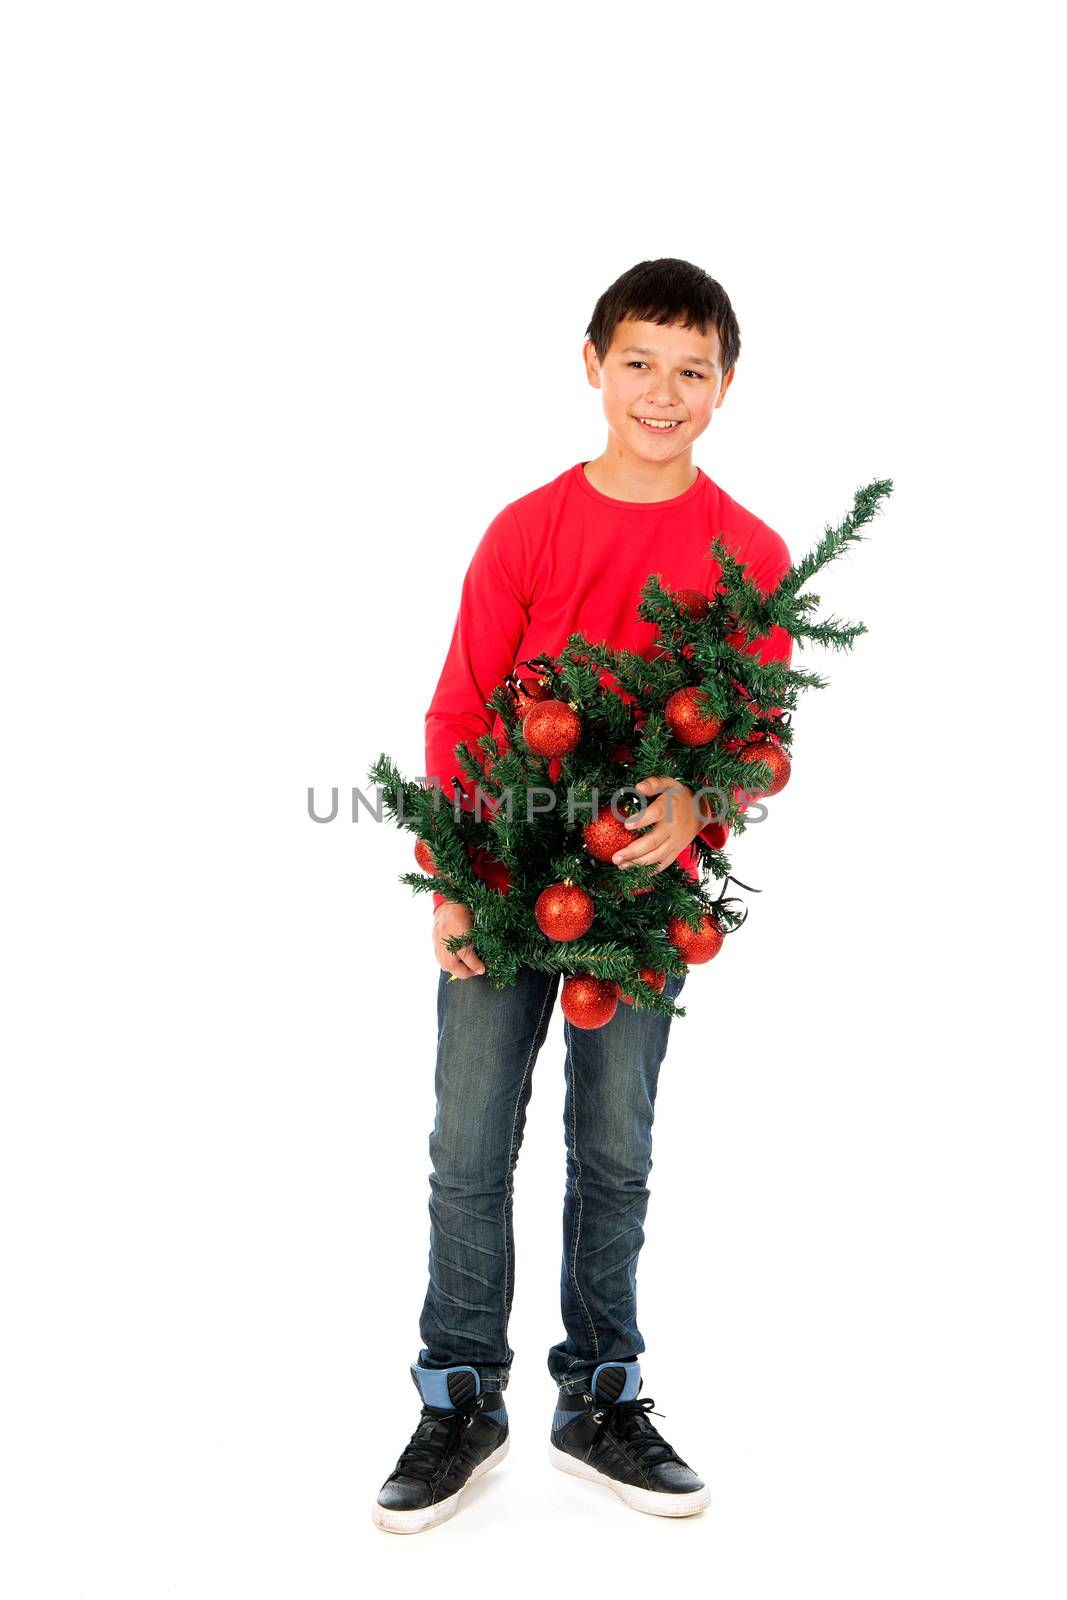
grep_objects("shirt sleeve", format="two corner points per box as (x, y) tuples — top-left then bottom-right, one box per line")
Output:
(425, 504), (531, 911)
(697, 522), (793, 849)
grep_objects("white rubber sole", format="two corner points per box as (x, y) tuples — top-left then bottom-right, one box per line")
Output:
(549, 1441), (711, 1517)
(372, 1437), (510, 1534)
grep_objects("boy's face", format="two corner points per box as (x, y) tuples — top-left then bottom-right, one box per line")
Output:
(583, 315), (734, 463)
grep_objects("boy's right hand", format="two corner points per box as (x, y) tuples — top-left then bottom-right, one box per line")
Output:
(432, 901), (486, 978)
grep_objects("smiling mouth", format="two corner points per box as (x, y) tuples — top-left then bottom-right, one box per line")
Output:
(633, 416), (682, 431)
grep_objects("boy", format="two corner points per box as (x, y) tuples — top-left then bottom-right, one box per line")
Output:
(372, 258), (793, 1532)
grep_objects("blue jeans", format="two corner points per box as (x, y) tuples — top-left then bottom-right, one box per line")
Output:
(414, 957), (687, 1397)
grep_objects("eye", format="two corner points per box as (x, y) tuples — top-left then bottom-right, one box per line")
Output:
(628, 360), (706, 379)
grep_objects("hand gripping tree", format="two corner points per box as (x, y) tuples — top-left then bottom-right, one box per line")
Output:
(367, 479), (891, 1029)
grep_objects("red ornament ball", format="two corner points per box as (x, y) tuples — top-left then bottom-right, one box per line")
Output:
(583, 809), (638, 862)
(664, 686), (723, 746)
(739, 739), (791, 797)
(511, 673), (553, 719)
(667, 912), (725, 964)
(524, 699), (582, 758)
(534, 881), (595, 942)
(560, 974), (619, 1030)
(700, 820), (730, 850)
(414, 838), (437, 875)
(673, 588), (710, 622)
(616, 968), (667, 1004)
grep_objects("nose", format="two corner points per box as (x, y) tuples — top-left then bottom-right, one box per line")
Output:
(643, 379), (680, 409)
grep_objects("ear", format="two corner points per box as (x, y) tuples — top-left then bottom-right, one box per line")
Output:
(715, 367), (736, 409)
(582, 338), (601, 390)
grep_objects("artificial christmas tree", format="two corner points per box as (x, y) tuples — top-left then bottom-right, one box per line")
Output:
(368, 479), (891, 1025)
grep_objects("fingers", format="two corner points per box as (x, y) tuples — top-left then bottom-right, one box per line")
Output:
(614, 813), (666, 865)
(434, 936), (485, 978)
(614, 838), (674, 876)
(624, 802), (662, 831)
(616, 783), (698, 870)
(615, 835), (661, 865)
(625, 786), (686, 832)
(431, 902), (485, 978)
(456, 943), (486, 977)
(618, 801), (662, 858)
(615, 801), (693, 871)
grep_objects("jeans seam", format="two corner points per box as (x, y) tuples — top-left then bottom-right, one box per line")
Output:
(502, 978), (555, 1352)
(563, 1017), (600, 1362)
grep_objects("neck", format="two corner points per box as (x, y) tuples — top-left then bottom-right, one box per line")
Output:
(582, 443), (697, 503)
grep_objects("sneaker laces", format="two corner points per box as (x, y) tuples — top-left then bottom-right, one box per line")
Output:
(391, 1397), (482, 1482)
(596, 1396), (682, 1467)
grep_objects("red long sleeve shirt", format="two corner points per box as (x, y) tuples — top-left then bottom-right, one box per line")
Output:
(424, 460), (793, 912)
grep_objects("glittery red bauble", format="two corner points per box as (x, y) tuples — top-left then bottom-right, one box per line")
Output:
(739, 739), (791, 797)
(560, 974), (619, 1030)
(511, 673), (553, 720)
(609, 743), (635, 767)
(534, 882), (595, 942)
(583, 809), (637, 862)
(700, 820), (730, 849)
(616, 968), (667, 1004)
(414, 838), (437, 874)
(673, 588), (710, 621)
(524, 699), (582, 757)
(667, 912), (724, 964)
(664, 686), (723, 746)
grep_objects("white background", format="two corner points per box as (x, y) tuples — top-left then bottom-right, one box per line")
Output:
(2, 2), (1064, 1595)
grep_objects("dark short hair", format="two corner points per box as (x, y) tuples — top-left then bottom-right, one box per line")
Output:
(585, 257), (741, 377)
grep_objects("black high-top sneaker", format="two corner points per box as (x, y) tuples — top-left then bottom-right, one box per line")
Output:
(549, 1358), (710, 1517)
(372, 1363), (509, 1534)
